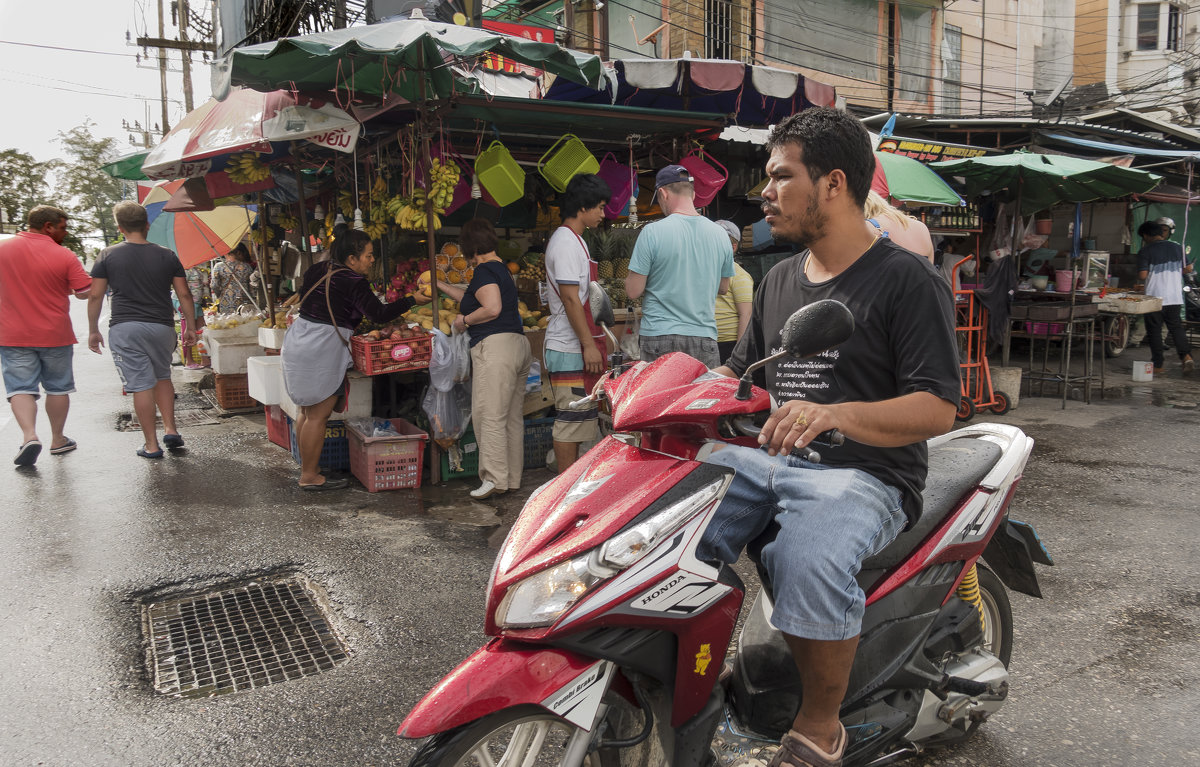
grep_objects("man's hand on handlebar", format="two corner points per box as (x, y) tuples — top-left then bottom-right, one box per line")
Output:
(759, 400), (841, 457)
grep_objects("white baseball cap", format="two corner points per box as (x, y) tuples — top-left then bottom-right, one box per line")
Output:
(715, 220), (741, 243)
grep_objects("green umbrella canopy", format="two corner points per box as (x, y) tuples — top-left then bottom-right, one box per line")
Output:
(930, 150), (1161, 215)
(216, 13), (604, 101)
(99, 150), (149, 181)
(873, 151), (964, 207)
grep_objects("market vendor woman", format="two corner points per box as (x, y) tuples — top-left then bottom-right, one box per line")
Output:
(437, 218), (532, 500)
(281, 225), (431, 490)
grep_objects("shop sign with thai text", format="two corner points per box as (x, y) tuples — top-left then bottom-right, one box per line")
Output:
(877, 137), (994, 162)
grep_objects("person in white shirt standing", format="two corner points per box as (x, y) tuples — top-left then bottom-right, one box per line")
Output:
(543, 174), (610, 472)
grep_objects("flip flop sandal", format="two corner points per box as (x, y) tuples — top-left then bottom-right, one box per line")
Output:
(14, 440), (42, 466)
(767, 725), (847, 767)
(137, 448), (165, 459)
(50, 439), (78, 455)
(300, 477), (349, 491)
(163, 433), (185, 449)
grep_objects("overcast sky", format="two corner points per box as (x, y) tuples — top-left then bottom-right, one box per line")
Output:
(0, 0), (212, 163)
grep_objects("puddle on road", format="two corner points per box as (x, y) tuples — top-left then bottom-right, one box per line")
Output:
(1103, 385), (1199, 408)
(369, 482), (506, 527)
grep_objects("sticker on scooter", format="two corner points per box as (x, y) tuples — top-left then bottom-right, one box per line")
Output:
(685, 398), (719, 410)
(541, 660), (614, 729)
(694, 643), (713, 675)
(632, 571), (728, 615)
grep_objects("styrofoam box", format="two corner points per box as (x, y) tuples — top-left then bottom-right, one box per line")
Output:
(208, 334), (260, 375)
(247, 356), (283, 405)
(273, 368), (370, 420)
(258, 326), (287, 349)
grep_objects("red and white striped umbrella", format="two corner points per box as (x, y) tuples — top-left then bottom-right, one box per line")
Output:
(141, 87), (360, 180)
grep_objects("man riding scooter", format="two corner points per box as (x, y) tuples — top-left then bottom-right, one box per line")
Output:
(698, 108), (962, 767)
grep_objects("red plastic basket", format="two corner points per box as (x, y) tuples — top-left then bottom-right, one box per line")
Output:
(214, 373), (258, 410)
(351, 332), (433, 376)
(348, 418), (429, 492)
(678, 150), (728, 207)
(596, 153), (633, 220)
(265, 404), (290, 449)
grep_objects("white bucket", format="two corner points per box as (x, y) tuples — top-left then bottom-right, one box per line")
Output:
(1132, 361), (1154, 382)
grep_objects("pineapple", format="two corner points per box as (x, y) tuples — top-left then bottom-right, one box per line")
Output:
(597, 260), (614, 279)
(615, 258), (630, 279)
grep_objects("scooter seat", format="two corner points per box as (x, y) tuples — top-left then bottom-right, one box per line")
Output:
(859, 437), (1002, 570)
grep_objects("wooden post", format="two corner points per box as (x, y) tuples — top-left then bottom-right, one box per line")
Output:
(256, 192), (276, 320)
(291, 142), (313, 274)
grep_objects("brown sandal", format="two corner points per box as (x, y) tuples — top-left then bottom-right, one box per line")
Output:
(767, 724), (847, 767)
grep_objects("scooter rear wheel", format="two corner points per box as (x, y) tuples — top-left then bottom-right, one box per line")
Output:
(977, 565), (1013, 667)
(408, 705), (616, 767)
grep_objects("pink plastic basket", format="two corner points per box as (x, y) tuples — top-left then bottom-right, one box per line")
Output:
(596, 153), (633, 220)
(678, 150), (728, 207)
(348, 418), (428, 492)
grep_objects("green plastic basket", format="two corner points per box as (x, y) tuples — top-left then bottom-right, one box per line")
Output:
(538, 134), (599, 193)
(475, 141), (525, 207)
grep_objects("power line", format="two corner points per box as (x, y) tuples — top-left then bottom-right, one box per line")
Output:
(0, 39), (136, 58)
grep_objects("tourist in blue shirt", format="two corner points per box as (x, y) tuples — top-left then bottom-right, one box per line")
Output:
(625, 165), (734, 368)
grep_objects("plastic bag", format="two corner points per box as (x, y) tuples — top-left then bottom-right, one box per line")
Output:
(619, 310), (640, 361)
(428, 328), (472, 392)
(422, 383), (472, 449)
(347, 418), (401, 438)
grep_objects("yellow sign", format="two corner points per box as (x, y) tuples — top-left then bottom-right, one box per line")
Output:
(694, 644), (712, 675)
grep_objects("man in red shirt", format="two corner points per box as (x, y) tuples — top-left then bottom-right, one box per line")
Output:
(0, 206), (92, 466)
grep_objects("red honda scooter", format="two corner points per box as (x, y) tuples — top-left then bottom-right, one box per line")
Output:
(399, 297), (1052, 767)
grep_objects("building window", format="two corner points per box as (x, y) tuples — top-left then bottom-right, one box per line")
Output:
(1167, 3), (1182, 51)
(705, 0), (734, 59)
(1137, 3), (1160, 50)
(943, 25), (962, 114)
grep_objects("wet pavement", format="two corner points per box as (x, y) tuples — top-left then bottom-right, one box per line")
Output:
(2, 305), (1198, 765)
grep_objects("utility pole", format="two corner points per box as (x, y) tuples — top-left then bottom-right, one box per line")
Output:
(179, 0), (194, 113)
(157, 0), (169, 134)
(137, 0), (216, 129)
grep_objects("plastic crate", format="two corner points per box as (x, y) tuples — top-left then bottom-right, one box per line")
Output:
(439, 426), (479, 480)
(348, 418), (428, 492)
(264, 404), (290, 449)
(523, 416), (554, 470)
(351, 332), (433, 376)
(288, 417), (350, 471)
(214, 373), (258, 410)
(181, 342), (210, 367)
(1025, 322), (1066, 335)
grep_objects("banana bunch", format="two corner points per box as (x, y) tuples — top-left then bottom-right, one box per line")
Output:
(324, 210), (336, 241)
(365, 220), (389, 240)
(371, 175), (387, 198)
(248, 226), (276, 245)
(394, 190), (442, 231)
(428, 158), (460, 213)
(226, 152), (270, 184)
(337, 190), (355, 218)
(276, 211), (299, 231)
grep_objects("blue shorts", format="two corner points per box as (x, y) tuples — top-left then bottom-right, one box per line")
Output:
(108, 322), (177, 393)
(697, 445), (906, 641)
(0, 346), (76, 399)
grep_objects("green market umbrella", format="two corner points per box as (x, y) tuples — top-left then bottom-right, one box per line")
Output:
(99, 150), (150, 181)
(873, 151), (964, 207)
(214, 11), (604, 101)
(930, 149), (1161, 216)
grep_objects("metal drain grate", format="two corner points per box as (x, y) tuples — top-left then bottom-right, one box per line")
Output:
(143, 575), (349, 698)
(118, 409), (219, 431)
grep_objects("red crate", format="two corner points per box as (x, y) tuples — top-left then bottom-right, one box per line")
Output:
(351, 333), (433, 376)
(263, 347), (280, 356)
(348, 418), (428, 492)
(214, 373), (258, 410)
(265, 404), (290, 449)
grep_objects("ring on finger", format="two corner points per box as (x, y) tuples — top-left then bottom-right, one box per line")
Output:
(794, 412), (808, 429)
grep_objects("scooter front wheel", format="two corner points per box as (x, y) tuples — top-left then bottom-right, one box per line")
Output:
(408, 705), (615, 767)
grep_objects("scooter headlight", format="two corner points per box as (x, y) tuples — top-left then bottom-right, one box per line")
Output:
(495, 552), (614, 629)
(494, 476), (727, 629)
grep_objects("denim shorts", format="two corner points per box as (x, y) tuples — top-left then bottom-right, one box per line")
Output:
(697, 445), (906, 641)
(0, 345), (76, 399)
(108, 322), (177, 393)
(639, 334), (720, 368)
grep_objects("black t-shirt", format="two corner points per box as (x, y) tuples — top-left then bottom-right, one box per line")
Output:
(92, 242), (186, 327)
(460, 260), (524, 347)
(297, 261), (414, 330)
(727, 238), (961, 524)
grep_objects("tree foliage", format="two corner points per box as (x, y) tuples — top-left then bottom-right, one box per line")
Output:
(0, 149), (55, 233)
(54, 121), (129, 251)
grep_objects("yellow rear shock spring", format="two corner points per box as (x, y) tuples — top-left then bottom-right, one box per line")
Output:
(957, 564), (986, 633)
